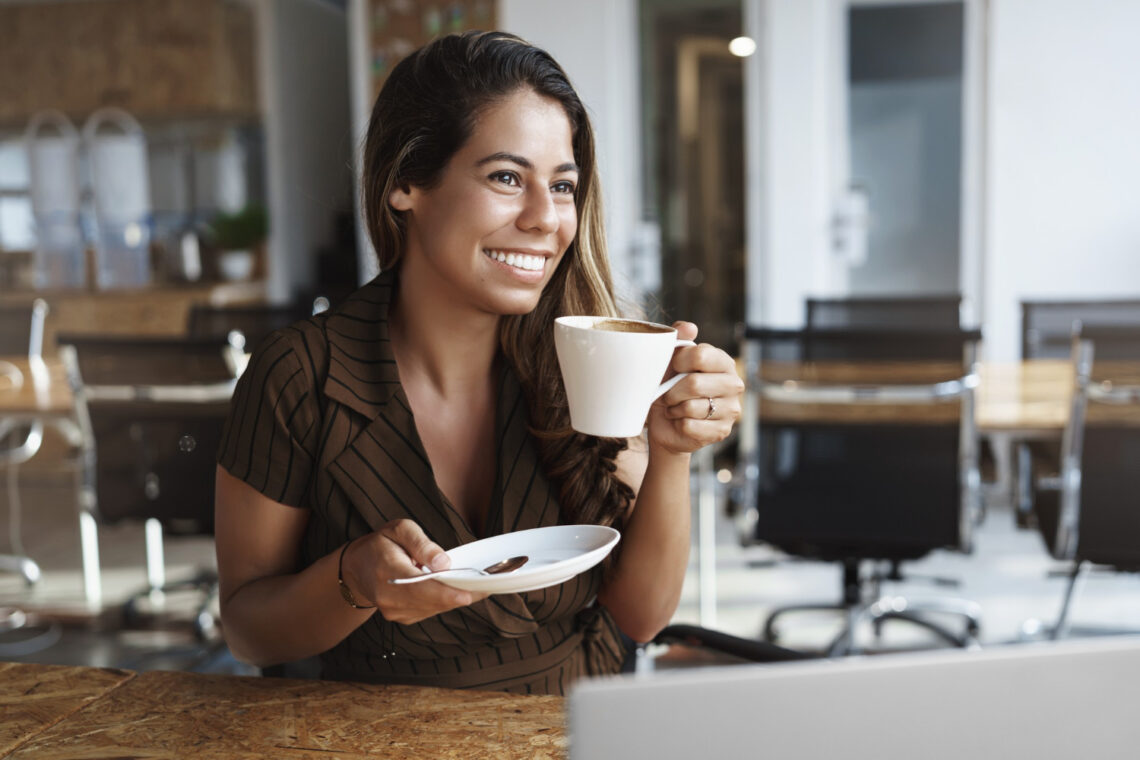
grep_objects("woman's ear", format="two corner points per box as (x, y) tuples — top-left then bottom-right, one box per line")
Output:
(389, 185), (414, 212)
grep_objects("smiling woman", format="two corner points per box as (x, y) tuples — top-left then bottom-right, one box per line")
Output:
(211, 31), (743, 696)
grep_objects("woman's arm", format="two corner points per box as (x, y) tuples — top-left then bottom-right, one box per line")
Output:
(597, 323), (743, 643)
(215, 465), (482, 667)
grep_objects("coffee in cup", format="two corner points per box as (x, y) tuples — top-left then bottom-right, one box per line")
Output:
(554, 316), (694, 437)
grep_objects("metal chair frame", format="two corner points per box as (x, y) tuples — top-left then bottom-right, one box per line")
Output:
(1035, 334), (1140, 639)
(0, 299), (49, 586)
(59, 336), (235, 634)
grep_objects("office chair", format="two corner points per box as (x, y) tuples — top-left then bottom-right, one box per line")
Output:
(0, 299), (49, 587)
(1028, 327), (1140, 639)
(732, 326), (984, 656)
(1020, 299), (1140, 359)
(1014, 300), (1140, 528)
(57, 333), (236, 640)
(805, 295), (963, 330)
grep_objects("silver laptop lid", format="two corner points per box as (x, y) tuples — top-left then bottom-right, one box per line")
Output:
(569, 637), (1140, 760)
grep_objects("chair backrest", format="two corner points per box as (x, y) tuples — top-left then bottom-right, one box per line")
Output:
(186, 303), (311, 353)
(1020, 299), (1140, 359)
(740, 327), (981, 562)
(1051, 326), (1140, 569)
(805, 295), (962, 330)
(0, 299), (48, 357)
(58, 334), (236, 533)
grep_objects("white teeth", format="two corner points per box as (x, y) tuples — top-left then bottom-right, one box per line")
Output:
(486, 250), (544, 272)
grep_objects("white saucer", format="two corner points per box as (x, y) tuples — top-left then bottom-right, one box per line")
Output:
(425, 525), (620, 594)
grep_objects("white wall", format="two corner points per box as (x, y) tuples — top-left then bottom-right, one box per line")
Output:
(257, 0), (351, 302)
(984, 0), (1140, 358)
(498, 0), (643, 302)
(746, 0), (834, 327)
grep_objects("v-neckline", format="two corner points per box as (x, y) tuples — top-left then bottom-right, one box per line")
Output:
(401, 363), (512, 543)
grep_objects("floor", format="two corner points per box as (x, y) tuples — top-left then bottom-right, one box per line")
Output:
(3, 439), (1140, 676)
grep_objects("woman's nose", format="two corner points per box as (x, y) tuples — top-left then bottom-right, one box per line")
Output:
(517, 188), (559, 234)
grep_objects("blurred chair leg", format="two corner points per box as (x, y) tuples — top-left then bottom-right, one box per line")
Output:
(78, 510), (103, 610)
(1050, 561), (1085, 640)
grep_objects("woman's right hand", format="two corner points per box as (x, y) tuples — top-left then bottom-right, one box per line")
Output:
(339, 518), (486, 624)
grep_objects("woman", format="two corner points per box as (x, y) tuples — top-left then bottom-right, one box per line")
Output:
(214, 31), (742, 695)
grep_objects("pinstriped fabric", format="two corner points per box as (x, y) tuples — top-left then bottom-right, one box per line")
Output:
(218, 271), (627, 695)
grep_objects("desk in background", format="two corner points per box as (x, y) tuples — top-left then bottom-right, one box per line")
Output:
(0, 661), (566, 759)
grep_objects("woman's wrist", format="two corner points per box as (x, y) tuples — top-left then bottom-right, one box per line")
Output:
(646, 438), (694, 465)
(337, 536), (376, 610)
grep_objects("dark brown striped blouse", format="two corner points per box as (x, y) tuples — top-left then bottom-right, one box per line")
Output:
(217, 271), (627, 694)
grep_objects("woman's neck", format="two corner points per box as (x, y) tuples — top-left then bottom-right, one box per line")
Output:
(388, 270), (501, 398)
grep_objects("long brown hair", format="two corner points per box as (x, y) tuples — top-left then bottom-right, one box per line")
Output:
(360, 31), (633, 527)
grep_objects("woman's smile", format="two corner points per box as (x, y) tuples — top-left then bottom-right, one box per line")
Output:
(482, 248), (552, 279)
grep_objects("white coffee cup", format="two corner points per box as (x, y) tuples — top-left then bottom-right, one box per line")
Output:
(554, 316), (695, 437)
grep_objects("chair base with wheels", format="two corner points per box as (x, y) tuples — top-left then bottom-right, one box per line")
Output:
(762, 558), (981, 657)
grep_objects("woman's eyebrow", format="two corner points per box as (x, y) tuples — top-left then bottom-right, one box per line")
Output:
(477, 152), (579, 174)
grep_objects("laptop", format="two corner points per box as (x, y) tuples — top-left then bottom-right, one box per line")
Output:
(568, 636), (1140, 759)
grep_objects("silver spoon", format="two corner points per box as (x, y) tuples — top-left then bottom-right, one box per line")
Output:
(389, 555), (529, 584)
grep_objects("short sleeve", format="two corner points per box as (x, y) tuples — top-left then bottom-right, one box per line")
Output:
(217, 328), (321, 507)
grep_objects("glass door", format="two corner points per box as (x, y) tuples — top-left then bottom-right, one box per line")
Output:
(827, 0), (984, 320)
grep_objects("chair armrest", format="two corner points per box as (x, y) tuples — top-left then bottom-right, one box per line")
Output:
(756, 375), (976, 405)
(82, 381), (237, 404)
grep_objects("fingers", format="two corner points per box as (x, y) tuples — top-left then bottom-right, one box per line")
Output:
(673, 320), (699, 343)
(346, 520), (486, 625)
(659, 355), (745, 417)
(382, 518), (450, 571)
(670, 341), (737, 376)
(648, 337), (744, 454)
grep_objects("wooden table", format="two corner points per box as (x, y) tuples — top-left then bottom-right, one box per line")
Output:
(976, 359), (1073, 436)
(0, 356), (73, 424)
(0, 662), (132, 757)
(0, 662), (566, 759)
(0, 282), (267, 351)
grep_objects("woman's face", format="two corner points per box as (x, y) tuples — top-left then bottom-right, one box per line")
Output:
(389, 88), (579, 316)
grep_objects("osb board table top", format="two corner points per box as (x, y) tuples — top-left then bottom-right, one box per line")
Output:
(1, 666), (567, 759)
(0, 662), (134, 757)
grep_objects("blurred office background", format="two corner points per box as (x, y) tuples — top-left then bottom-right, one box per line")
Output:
(2, 0), (1140, 669)
(2, 0), (1138, 352)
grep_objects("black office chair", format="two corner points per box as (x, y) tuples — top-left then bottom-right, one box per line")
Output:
(731, 326), (984, 657)
(806, 295), (963, 330)
(1028, 326), (1140, 639)
(1014, 300), (1140, 528)
(57, 333), (237, 640)
(1020, 299), (1140, 359)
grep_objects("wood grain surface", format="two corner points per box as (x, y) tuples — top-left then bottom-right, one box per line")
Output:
(0, 662), (134, 757)
(5, 669), (567, 760)
(0, 282), (266, 351)
(0, 357), (72, 418)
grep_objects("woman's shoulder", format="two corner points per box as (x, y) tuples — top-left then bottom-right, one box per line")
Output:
(242, 314), (332, 391)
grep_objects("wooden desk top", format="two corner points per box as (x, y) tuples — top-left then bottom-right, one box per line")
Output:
(0, 357), (72, 420)
(0, 662), (133, 757)
(976, 359), (1073, 435)
(1, 665), (567, 759)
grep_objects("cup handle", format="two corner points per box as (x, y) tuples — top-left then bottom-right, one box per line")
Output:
(652, 339), (697, 401)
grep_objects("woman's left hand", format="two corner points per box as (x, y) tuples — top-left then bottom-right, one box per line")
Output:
(646, 322), (744, 456)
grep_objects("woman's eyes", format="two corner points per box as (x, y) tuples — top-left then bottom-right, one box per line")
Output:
(490, 171), (521, 187)
(488, 171), (576, 195)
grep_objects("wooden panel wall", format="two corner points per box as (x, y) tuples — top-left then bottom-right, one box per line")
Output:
(368, 0), (496, 100)
(0, 0), (257, 127)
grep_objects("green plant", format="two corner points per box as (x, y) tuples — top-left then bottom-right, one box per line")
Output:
(210, 204), (268, 250)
